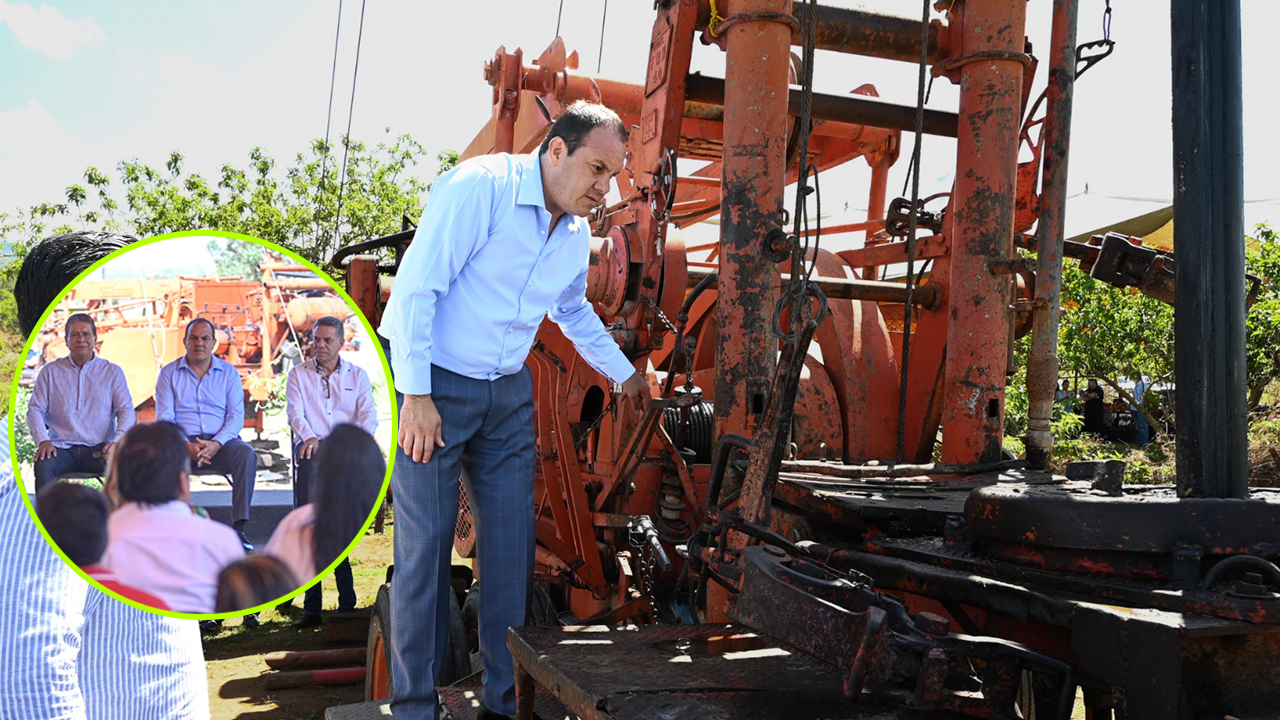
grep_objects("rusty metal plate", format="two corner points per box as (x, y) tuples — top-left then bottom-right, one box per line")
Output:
(966, 483), (1280, 555)
(439, 671), (570, 720)
(645, 24), (671, 98)
(508, 623), (948, 720)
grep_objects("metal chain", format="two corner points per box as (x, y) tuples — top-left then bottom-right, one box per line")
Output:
(629, 527), (661, 618)
(644, 295), (679, 336)
(573, 393), (618, 452)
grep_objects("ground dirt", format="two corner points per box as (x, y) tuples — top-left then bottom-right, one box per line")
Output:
(203, 519), (395, 720)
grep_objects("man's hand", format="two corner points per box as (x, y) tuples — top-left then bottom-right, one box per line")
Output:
(399, 394), (445, 463)
(102, 442), (115, 458)
(298, 437), (320, 459)
(34, 441), (57, 461)
(196, 439), (223, 465)
(186, 441), (209, 467)
(620, 372), (653, 413)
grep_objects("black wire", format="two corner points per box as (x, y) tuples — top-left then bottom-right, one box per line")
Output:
(894, 0), (932, 464)
(597, 0), (608, 74)
(315, 0), (344, 243)
(331, 0), (367, 254)
(555, 0), (565, 38)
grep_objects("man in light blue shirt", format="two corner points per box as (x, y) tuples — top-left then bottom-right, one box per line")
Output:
(155, 316), (258, 551)
(2, 230), (209, 720)
(27, 312), (135, 490)
(380, 101), (650, 720)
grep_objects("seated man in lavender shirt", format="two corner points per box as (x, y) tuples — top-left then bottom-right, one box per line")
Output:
(26, 312), (135, 491)
(155, 316), (258, 552)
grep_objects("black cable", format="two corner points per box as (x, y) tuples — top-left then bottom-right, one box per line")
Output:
(555, 0), (565, 38)
(597, 0), (608, 74)
(894, 0), (932, 464)
(331, 0), (367, 254)
(314, 0), (344, 243)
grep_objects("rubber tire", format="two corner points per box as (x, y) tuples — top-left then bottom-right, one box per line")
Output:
(365, 583), (394, 701)
(438, 588), (471, 686)
(364, 581), (472, 698)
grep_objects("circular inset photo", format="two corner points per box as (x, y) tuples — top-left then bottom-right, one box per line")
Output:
(8, 230), (394, 619)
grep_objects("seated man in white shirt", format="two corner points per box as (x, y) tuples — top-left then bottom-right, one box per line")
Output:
(284, 316), (378, 627)
(27, 312), (135, 490)
(103, 421), (245, 613)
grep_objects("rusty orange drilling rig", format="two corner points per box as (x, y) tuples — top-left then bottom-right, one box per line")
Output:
(336, 1), (1277, 718)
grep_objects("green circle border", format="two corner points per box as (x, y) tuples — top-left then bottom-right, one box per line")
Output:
(7, 229), (398, 621)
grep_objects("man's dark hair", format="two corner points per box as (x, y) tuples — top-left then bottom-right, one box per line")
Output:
(216, 555), (299, 613)
(65, 313), (98, 339)
(37, 482), (111, 566)
(312, 424), (385, 573)
(313, 316), (344, 338)
(184, 317), (215, 340)
(115, 422), (191, 506)
(15, 231), (136, 336)
(538, 101), (628, 157)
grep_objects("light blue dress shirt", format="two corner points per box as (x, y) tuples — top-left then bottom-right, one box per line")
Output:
(27, 353), (135, 447)
(378, 152), (635, 395)
(0, 431), (209, 720)
(154, 354), (245, 445)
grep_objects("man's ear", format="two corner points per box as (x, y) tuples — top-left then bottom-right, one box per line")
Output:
(546, 136), (566, 167)
(178, 471), (191, 503)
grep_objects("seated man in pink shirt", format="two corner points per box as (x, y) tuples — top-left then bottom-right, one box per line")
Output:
(103, 422), (244, 613)
(36, 481), (169, 610)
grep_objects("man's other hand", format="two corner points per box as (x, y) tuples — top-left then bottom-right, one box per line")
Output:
(400, 394), (446, 463)
(621, 372), (653, 413)
(197, 439), (223, 464)
(34, 441), (57, 461)
(299, 437), (320, 459)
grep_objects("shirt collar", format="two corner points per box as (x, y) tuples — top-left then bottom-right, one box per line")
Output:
(516, 152), (548, 209)
(517, 153), (585, 237)
(64, 352), (99, 369)
(310, 357), (345, 375)
(177, 355), (223, 374)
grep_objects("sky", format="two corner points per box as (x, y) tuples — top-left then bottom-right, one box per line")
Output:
(2, 0), (1278, 243)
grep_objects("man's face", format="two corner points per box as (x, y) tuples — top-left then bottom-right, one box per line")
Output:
(544, 127), (627, 219)
(312, 325), (341, 367)
(65, 321), (96, 361)
(184, 322), (215, 363)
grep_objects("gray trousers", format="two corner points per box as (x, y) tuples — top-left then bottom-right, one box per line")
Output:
(389, 363), (536, 719)
(191, 434), (257, 523)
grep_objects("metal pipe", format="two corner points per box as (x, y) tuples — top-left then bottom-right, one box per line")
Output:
(695, 1), (946, 64)
(1024, 0), (1080, 470)
(714, 0), (789, 448)
(684, 75), (958, 138)
(1172, 0), (1248, 498)
(686, 267), (937, 307)
(940, 0), (1027, 465)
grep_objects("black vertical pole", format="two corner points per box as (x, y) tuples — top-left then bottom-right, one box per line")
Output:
(1171, 0), (1247, 498)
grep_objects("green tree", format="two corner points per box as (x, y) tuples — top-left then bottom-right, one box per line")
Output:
(0, 129), (437, 267)
(1058, 259), (1174, 428)
(1245, 223), (1280, 408)
(209, 237), (265, 278)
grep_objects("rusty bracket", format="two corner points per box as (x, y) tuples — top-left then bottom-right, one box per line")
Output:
(726, 545), (1077, 720)
(1061, 232), (1263, 309)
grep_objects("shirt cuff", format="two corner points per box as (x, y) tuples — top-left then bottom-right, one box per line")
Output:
(392, 356), (433, 395)
(213, 431), (239, 447)
(600, 351), (637, 385)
